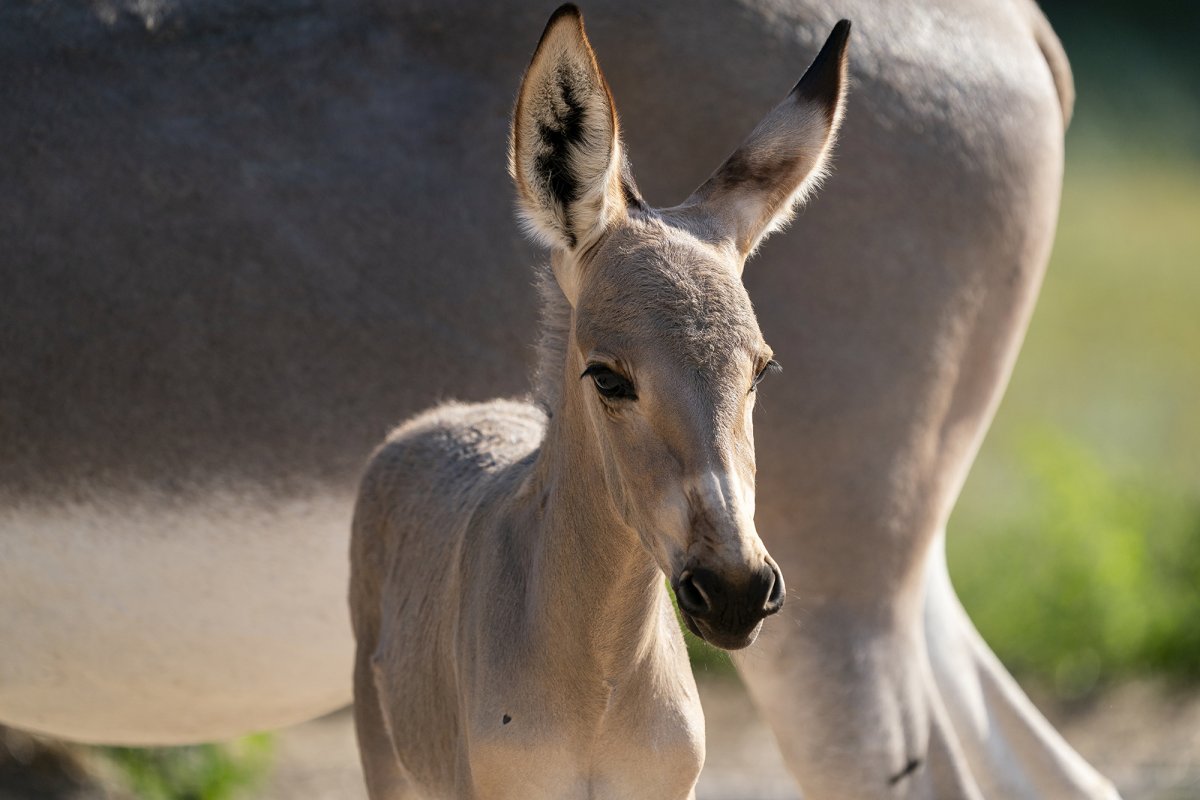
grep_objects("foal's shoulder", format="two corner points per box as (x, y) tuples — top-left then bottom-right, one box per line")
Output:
(354, 400), (545, 550)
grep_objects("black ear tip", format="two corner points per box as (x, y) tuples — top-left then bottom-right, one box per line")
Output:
(549, 3), (583, 24)
(791, 17), (852, 101)
(828, 19), (852, 55)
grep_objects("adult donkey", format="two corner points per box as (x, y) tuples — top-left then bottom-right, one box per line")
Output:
(0, 0), (1115, 797)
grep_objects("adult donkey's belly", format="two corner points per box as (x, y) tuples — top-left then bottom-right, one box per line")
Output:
(0, 0), (1063, 743)
(1, 0), (537, 744)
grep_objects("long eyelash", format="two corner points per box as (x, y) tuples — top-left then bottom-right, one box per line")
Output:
(751, 358), (781, 392)
(580, 363), (609, 380)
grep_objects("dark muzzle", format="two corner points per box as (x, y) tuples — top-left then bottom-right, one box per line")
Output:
(674, 560), (784, 650)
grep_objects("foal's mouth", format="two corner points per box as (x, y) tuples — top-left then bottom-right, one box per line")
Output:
(675, 601), (767, 651)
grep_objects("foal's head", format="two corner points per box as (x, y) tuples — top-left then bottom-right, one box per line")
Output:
(511, 5), (849, 650)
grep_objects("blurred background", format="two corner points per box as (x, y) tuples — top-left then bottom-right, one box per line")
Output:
(3, 2), (1197, 799)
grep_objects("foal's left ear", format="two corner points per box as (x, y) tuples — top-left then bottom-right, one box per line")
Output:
(510, 5), (628, 281)
(686, 20), (852, 263)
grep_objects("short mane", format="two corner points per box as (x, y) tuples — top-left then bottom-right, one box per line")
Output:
(532, 264), (572, 415)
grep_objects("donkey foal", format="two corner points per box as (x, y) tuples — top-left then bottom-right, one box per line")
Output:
(350, 5), (850, 798)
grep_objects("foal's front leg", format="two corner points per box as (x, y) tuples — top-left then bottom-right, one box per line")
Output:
(354, 645), (419, 800)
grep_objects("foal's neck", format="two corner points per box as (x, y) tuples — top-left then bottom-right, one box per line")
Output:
(524, 331), (667, 681)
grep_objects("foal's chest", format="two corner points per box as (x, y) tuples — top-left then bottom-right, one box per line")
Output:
(464, 676), (705, 800)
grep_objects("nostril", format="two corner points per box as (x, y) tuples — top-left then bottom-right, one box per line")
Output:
(675, 570), (712, 617)
(762, 563), (785, 615)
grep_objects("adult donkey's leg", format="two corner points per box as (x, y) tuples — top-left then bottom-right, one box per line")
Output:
(736, 584), (986, 799)
(737, 534), (1118, 799)
(924, 536), (1122, 799)
(731, 5), (1118, 795)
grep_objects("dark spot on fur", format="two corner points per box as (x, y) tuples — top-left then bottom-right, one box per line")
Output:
(502, 714), (512, 725)
(888, 758), (921, 785)
(535, 68), (588, 247)
(791, 19), (850, 122)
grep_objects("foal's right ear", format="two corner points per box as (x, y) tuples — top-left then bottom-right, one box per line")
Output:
(510, 5), (628, 277)
(685, 20), (851, 262)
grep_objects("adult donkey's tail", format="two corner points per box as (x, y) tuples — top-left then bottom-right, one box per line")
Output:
(1026, 0), (1076, 128)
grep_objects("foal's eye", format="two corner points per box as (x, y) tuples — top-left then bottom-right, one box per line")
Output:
(752, 359), (782, 391)
(581, 364), (637, 401)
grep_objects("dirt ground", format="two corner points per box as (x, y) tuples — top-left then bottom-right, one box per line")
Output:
(3, 677), (1198, 799)
(257, 677), (1200, 800)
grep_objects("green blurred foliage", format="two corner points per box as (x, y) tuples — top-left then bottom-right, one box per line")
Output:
(949, 154), (1200, 692)
(950, 430), (1200, 696)
(99, 735), (273, 800)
